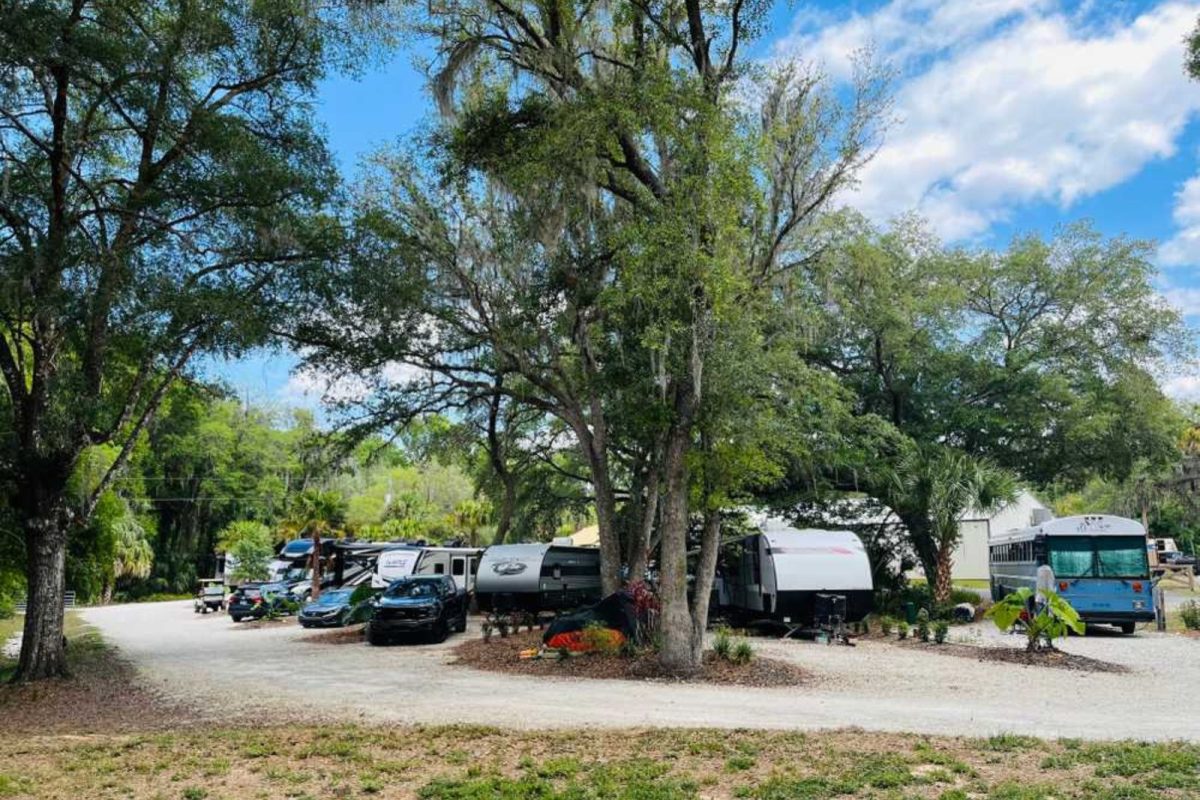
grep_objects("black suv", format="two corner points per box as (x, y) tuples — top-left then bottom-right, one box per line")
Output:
(366, 575), (467, 645)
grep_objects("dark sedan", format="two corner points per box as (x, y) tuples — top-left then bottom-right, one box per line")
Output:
(366, 575), (467, 645)
(228, 582), (291, 622)
(299, 588), (365, 628)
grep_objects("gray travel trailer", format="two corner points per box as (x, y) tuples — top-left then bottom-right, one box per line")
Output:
(475, 543), (602, 613)
(719, 517), (874, 626)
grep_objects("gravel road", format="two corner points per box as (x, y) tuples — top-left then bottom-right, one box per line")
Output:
(82, 601), (1200, 741)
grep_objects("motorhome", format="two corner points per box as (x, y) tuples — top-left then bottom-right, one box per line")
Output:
(474, 543), (603, 613)
(718, 517), (874, 626)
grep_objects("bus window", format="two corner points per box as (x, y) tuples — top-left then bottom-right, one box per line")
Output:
(1096, 536), (1149, 578)
(1048, 536), (1094, 577)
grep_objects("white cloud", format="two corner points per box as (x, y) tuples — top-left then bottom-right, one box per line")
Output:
(1160, 174), (1200, 266)
(776, 1), (1200, 240)
(1164, 285), (1200, 317)
(1163, 373), (1200, 400)
(283, 361), (426, 405)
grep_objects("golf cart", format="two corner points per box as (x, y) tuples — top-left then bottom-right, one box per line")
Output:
(194, 579), (227, 614)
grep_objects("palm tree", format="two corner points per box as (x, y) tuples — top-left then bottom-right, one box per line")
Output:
(106, 518), (153, 604)
(451, 499), (491, 547)
(284, 489), (347, 600)
(886, 444), (1018, 605)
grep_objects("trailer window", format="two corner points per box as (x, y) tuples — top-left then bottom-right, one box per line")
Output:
(452, 558), (465, 576)
(433, 563), (445, 574)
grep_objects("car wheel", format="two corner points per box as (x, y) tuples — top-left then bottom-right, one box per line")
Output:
(231, 615), (243, 623)
(366, 625), (388, 646)
(432, 619), (450, 644)
(1120, 622), (1136, 635)
(455, 609), (467, 633)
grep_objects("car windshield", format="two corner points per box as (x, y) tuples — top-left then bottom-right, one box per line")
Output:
(317, 591), (352, 604)
(202, 587), (224, 596)
(1048, 536), (1148, 579)
(385, 580), (439, 599)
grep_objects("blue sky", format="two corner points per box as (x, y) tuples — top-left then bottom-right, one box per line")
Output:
(207, 0), (1200, 410)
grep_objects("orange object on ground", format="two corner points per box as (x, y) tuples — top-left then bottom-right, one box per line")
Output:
(545, 628), (626, 652)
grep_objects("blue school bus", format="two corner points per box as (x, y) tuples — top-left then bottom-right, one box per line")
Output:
(989, 515), (1154, 634)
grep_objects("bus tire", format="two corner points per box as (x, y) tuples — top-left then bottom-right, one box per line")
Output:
(1120, 622), (1136, 635)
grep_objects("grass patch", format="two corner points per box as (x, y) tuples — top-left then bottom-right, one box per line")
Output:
(0, 724), (1197, 799)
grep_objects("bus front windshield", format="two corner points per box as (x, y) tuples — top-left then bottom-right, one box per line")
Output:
(1047, 536), (1148, 579)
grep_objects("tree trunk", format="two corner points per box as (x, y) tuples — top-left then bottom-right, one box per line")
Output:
(592, 466), (621, 594)
(932, 543), (954, 606)
(492, 475), (516, 545)
(15, 521), (69, 681)
(688, 508), (722, 663)
(627, 464), (659, 584)
(657, 417), (697, 675)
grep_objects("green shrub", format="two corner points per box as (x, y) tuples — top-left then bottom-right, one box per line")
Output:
(1179, 600), (1200, 631)
(0, 597), (14, 620)
(879, 616), (894, 636)
(896, 621), (909, 640)
(986, 588), (1084, 652)
(916, 608), (930, 642)
(933, 620), (949, 644)
(713, 628), (733, 660)
(580, 622), (622, 656)
(731, 640), (754, 665)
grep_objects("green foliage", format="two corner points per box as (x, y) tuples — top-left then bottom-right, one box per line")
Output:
(217, 521), (275, 555)
(229, 537), (272, 584)
(730, 641), (754, 665)
(916, 608), (931, 642)
(713, 628), (733, 660)
(879, 616), (894, 636)
(579, 622), (622, 657)
(1178, 600), (1200, 631)
(896, 621), (909, 640)
(986, 588), (1085, 652)
(933, 620), (949, 644)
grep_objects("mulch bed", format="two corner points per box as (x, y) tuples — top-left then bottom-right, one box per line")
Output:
(884, 636), (1128, 674)
(451, 630), (810, 687)
(231, 615), (298, 630)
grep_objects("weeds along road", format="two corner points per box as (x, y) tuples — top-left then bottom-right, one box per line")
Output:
(83, 600), (1200, 741)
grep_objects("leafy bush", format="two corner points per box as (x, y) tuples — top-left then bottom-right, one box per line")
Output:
(731, 640), (754, 665)
(986, 588), (1084, 652)
(0, 596), (14, 620)
(916, 608), (931, 642)
(580, 622), (623, 656)
(879, 616), (894, 636)
(1179, 600), (1200, 631)
(933, 620), (949, 644)
(713, 627), (733, 660)
(896, 621), (909, 640)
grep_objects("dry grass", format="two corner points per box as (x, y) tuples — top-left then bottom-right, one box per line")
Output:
(2, 725), (1198, 799)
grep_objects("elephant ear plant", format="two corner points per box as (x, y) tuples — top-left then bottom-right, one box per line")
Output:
(986, 588), (1085, 652)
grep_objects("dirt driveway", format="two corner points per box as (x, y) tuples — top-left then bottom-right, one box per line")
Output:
(83, 601), (1200, 741)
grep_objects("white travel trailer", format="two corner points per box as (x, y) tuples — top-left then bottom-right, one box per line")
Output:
(475, 543), (603, 613)
(372, 546), (484, 591)
(719, 517), (874, 625)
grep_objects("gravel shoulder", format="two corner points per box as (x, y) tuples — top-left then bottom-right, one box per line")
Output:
(82, 600), (1200, 741)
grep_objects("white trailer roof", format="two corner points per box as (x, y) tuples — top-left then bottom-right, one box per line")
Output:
(759, 521), (873, 592)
